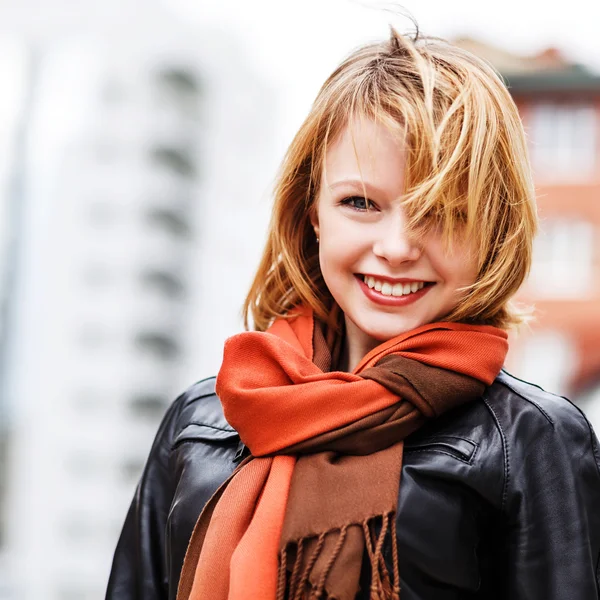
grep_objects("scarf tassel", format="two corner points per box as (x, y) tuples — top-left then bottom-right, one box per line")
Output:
(277, 513), (400, 600)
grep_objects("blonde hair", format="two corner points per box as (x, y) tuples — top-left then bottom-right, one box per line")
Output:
(243, 28), (537, 332)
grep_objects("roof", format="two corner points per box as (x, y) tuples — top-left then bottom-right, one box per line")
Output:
(453, 37), (600, 95)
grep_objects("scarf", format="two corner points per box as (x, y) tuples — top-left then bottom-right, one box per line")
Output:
(176, 305), (508, 600)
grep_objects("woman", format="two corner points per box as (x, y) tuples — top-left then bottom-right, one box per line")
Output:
(106, 29), (600, 600)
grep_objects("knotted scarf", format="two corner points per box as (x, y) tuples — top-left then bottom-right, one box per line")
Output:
(177, 305), (508, 600)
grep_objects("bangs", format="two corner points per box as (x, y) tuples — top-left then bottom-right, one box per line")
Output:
(319, 54), (487, 252)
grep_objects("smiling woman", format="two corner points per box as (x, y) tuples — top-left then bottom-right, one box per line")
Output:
(107, 27), (600, 600)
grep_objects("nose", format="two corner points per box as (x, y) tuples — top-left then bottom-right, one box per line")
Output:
(372, 214), (422, 265)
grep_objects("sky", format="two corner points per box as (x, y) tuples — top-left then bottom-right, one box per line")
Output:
(167, 0), (600, 81)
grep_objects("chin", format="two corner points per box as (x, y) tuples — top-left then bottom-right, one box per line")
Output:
(353, 316), (425, 342)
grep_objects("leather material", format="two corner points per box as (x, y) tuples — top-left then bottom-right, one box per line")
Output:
(106, 371), (600, 599)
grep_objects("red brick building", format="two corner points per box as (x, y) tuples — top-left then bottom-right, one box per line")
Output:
(456, 39), (600, 400)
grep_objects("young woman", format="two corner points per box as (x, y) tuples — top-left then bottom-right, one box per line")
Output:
(106, 29), (600, 600)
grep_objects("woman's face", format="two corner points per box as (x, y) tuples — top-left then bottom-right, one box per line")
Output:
(312, 117), (479, 362)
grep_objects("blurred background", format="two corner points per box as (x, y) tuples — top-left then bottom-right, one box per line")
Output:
(0, 0), (599, 597)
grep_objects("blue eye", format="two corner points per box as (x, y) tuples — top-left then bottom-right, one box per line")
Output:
(340, 196), (373, 211)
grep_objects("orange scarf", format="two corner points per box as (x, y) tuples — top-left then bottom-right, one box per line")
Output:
(177, 306), (508, 600)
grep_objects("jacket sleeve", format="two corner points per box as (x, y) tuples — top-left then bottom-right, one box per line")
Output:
(504, 400), (600, 599)
(105, 392), (185, 600)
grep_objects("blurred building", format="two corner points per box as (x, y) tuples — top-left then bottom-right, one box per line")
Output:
(0, 11), (276, 600)
(0, 38), (31, 600)
(457, 39), (600, 419)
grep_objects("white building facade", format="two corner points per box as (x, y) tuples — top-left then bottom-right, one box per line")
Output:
(0, 12), (276, 600)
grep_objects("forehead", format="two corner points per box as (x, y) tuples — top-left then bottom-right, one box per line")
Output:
(322, 117), (407, 196)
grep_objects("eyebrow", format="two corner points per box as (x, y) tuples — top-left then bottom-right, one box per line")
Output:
(327, 179), (388, 197)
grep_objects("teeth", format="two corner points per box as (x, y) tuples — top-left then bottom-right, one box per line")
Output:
(364, 276), (425, 297)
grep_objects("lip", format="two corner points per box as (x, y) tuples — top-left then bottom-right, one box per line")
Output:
(355, 274), (434, 307)
(360, 273), (431, 285)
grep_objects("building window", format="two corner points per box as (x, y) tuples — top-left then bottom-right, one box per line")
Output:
(140, 269), (185, 299)
(150, 146), (196, 179)
(128, 393), (169, 421)
(157, 67), (201, 96)
(145, 207), (191, 239)
(529, 219), (594, 297)
(153, 67), (202, 117)
(528, 102), (596, 179)
(134, 331), (179, 360)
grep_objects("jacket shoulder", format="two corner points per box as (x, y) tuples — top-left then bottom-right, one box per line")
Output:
(485, 370), (600, 508)
(489, 370), (596, 434)
(172, 376), (237, 439)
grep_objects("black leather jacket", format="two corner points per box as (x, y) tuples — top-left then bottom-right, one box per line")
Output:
(106, 371), (600, 600)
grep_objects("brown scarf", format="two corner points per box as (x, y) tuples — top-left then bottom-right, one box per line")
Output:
(176, 305), (508, 600)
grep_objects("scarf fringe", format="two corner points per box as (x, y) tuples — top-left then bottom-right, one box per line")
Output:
(277, 513), (400, 600)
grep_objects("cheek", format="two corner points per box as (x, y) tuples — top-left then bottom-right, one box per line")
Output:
(319, 242), (362, 293)
(453, 243), (479, 284)
(319, 221), (362, 264)
(320, 244), (352, 275)
(425, 236), (478, 285)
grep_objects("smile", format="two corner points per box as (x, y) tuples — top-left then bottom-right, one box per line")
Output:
(362, 275), (425, 297)
(356, 274), (434, 307)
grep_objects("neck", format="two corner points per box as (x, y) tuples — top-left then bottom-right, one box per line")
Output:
(342, 315), (381, 373)
(337, 343), (350, 372)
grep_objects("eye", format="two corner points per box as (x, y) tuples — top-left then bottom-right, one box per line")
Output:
(340, 196), (376, 211)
